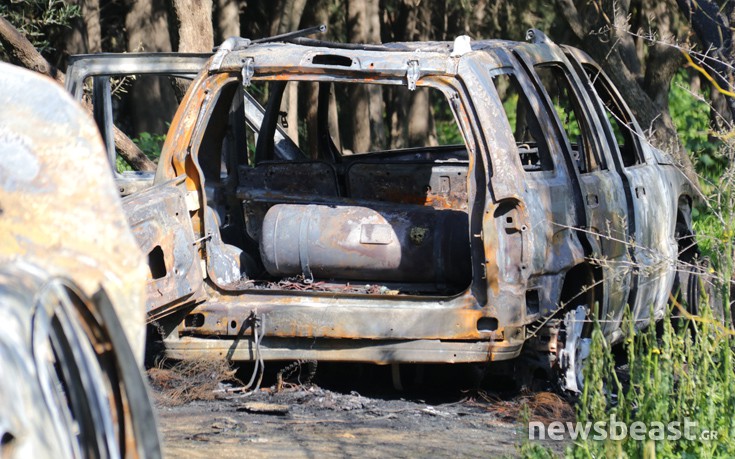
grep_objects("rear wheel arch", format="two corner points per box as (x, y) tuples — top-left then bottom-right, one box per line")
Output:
(559, 262), (602, 314)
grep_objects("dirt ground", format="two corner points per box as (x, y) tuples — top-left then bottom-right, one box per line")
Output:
(152, 363), (571, 458)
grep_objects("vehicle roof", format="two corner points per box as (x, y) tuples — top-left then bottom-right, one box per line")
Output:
(211, 37), (538, 79)
(65, 33), (559, 88)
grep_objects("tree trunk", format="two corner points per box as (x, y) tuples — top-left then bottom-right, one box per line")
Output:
(612, 0), (642, 78)
(365, 0), (385, 150)
(470, 0), (489, 35)
(302, 0), (329, 157)
(170, 0), (214, 98)
(555, 0), (696, 183)
(408, 89), (436, 147)
(276, 0), (308, 35)
(125, 0), (178, 136)
(404, 2), (435, 148)
(346, 0), (368, 152)
(386, 1), (417, 149)
(642, 0), (683, 112)
(0, 16), (155, 171)
(172, 0), (214, 52)
(125, 0), (173, 53)
(389, 87), (409, 150)
(274, 0), (307, 144)
(343, 0), (384, 153)
(215, 0), (241, 43)
(65, 0), (102, 55)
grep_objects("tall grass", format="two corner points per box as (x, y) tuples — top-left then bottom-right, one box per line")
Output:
(570, 304), (735, 457)
(521, 303), (735, 458)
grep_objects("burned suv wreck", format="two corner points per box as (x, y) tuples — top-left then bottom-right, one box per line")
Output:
(69, 30), (697, 391)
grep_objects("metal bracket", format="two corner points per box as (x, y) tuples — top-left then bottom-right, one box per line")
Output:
(209, 37), (251, 73)
(406, 60), (420, 91)
(192, 233), (213, 246)
(241, 57), (255, 87)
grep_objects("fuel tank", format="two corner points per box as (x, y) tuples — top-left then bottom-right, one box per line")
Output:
(260, 203), (471, 285)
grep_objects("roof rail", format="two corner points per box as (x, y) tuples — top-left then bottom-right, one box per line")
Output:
(210, 25), (327, 72)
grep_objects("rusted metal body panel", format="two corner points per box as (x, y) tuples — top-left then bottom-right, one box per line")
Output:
(67, 33), (695, 367)
(0, 63), (149, 359)
(176, 291), (511, 341)
(164, 337), (518, 364)
(122, 178), (207, 320)
(345, 159), (469, 210)
(0, 63), (160, 457)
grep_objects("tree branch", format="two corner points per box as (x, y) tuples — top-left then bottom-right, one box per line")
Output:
(0, 15), (62, 81)
(554, 0), (588, 41)
(676, 0), (735, 121)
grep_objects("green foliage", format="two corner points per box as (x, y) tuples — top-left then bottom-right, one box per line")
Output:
(435, 119), (464, 145)
(134, 131), (166, 162)
(0, 0), (80, 57)
(669, 71), (726, 182)
(692, 172), (734, 322)
(502, 92), (519, 133)
(693, 210), (731, 265)
(670, 68), (733, 302)
(428, 89), (463, 145)
(519, 441), (558, 459)
(115, 155), (132, 173)
(552, 102), (582, 141)
(116, 131), (166, 172)
(427, 89), (464, 146)
(567, 304), (735, 458)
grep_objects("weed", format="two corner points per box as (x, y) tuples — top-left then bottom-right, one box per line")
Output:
(565, 303), (735, 457)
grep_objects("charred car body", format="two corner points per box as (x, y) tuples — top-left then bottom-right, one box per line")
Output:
(0, 63), (160, 458)
(67, 29), (698, 391)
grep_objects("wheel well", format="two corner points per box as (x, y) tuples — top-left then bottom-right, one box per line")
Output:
(676, 195), (699, 263)
(560, 263), (601, 312)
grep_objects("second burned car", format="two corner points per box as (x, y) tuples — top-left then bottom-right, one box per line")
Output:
(69, 29), (700, 391)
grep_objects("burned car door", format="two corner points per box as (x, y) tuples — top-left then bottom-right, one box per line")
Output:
(462, 50), (590, 326)
(65, 54), (213, 318)
(65, 53), (303, 196)
(65, 53), (211, 195)
(521, 54), (633, 334)
(65, 53), (307, 317)
(121, 177), (207, 320)
(565, 48), (682, 332)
